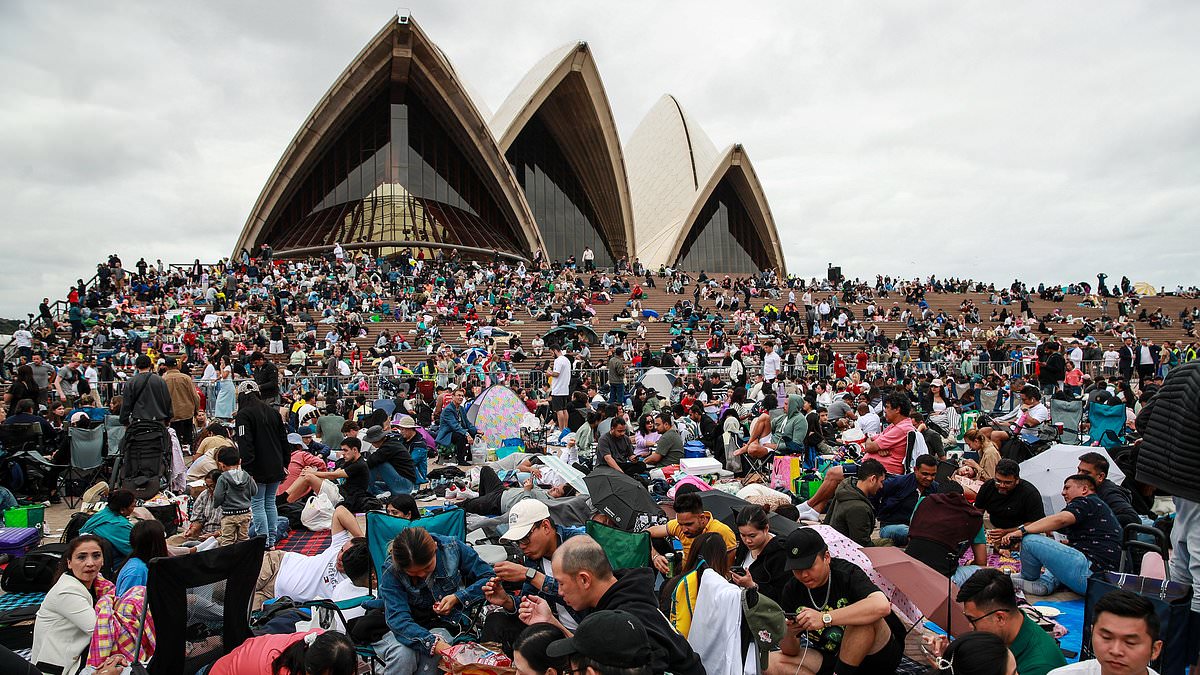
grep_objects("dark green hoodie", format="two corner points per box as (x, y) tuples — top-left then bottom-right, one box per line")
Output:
(826, 479), (876, 547)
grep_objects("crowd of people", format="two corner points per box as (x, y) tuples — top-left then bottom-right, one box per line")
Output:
(1, 250), (1198, 675)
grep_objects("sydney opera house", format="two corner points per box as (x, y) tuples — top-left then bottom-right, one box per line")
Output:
(232, 15), (786, 275)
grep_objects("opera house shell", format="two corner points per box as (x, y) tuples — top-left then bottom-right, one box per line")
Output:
(233, 15), (785, 275)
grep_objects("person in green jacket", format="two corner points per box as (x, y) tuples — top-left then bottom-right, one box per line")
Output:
(825, 459), (886, 547)
(80, 488), (139, 560)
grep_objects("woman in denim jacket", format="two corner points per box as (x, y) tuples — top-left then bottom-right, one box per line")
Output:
(374, 527), (493, 675)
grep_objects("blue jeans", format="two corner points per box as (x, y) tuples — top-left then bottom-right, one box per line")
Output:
(1020, 534), (1093, 594)
(0, 487), (18, 512)
(952, 565), (982, 588)
(411, 446), (428, 487)
(374, 627), (452, 675)
(608, 382), (626, 406)
(372, 462), (415, 495)
(1170, 497), (1200, 612)
(250, 481), (282, 547)
(879, 524), (910, 546)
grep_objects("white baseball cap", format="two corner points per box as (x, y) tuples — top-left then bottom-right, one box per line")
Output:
(500, 499), (551, 542)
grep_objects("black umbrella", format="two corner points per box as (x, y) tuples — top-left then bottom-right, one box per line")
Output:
(584, 467), (664, 531)
(699, 490), (800, 537)
(543, 324), (600, 349)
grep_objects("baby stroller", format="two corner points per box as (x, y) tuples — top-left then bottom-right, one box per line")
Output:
(112, 420), (171, 500)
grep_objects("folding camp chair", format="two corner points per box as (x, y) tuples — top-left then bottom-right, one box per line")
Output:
(740, 449), (777, 480)
(64, 426), (107, 509)
(977, 390), (999, 414)
(289, 596), (384, 674)
(585, 520), (651, 570)
(0, 422), (44, 455)
(365, 509), (467, 580)
(1087, 402), (1127, 448)
(136, 536), (265, 675)
(902, 430), (929, 474)
(106, 424), (126, 458)
(1049, 399), (1084, 444)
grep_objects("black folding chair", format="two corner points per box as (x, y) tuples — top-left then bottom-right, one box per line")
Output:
(134, 537), (265, 675)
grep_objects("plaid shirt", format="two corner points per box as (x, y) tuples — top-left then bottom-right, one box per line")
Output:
(189, 489), (222, 534)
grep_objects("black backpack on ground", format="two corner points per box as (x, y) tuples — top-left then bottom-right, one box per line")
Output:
(62, 510), (92, 543)
(116, 420), (170, 500)
(1, 542), (68, 593)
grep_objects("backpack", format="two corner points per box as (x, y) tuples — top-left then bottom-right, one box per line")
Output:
(62, 510), (92, 543)
(1, 542), (68, 593)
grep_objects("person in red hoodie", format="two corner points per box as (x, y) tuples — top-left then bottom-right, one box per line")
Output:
(209, 629), (356, 675)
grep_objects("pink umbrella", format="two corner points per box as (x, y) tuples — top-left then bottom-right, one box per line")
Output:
(808, 525), (923, 626)
(862, 546), (971, 637)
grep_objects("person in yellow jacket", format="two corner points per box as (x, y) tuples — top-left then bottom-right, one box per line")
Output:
(663, 532), (735, 637)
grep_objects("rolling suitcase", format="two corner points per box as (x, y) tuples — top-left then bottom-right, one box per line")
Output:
(0, 527), (42, 559)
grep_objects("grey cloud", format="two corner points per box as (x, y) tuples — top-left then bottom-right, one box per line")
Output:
(2, 0), (1198, 316)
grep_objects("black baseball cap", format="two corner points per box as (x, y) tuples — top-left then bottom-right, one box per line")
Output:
(546, 610), (651, 667)
(784, 528), (829, 571)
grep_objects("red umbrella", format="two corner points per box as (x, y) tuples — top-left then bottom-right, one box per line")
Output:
(861, 547), (971, 637)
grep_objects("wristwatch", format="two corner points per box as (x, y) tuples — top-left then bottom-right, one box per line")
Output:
(525, 567), (537, 581)
(822, 612), (833, 626)
(1018, 524), (1028, 536)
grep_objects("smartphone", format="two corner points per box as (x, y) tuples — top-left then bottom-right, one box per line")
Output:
(784, 612), (798, 620)
(731, 566), (747, 576)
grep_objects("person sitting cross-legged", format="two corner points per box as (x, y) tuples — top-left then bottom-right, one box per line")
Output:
(374, 527), (493, 675)
(874, 453), (941, 546)
(999, 473), (1121, 596)
(766, 528), (905, 675)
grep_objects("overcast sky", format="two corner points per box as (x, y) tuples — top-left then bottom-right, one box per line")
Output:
(2, 1), (1198, 318)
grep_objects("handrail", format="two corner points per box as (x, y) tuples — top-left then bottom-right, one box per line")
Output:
(2, 269), (102, 364)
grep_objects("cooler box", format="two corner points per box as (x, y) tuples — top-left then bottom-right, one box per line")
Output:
(683, 442), (708, 459)
(0, 527), (42, 559)
(3, 504), (45, 529)
(679, 457), (722, 475)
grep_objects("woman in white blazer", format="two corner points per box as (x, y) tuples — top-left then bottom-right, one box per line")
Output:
(30, 535), (106, 675)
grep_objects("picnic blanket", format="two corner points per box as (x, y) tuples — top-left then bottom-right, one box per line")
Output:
(275, 529), (332, 555)
(959, 548), (1022, 574)
(0, 591), (46, 626)
(1032, 599), (1085, 661)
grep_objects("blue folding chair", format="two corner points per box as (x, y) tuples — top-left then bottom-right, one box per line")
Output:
(365, 508), (467, 579)
(1087, 402), (1127, 448)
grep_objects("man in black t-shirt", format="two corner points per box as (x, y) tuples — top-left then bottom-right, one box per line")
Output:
(306, 436), (381, 513)
(769, 529), (904, 675)
(977, 459), (1046, 537)
(999, 474), (1121, 596)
